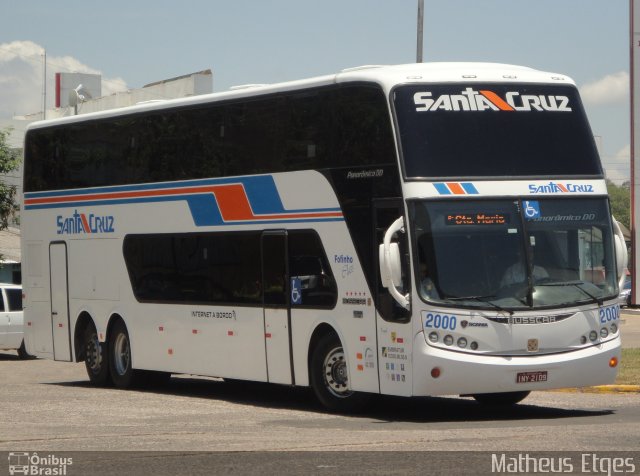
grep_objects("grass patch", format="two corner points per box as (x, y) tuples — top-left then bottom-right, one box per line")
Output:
(616, 348), (640, 385)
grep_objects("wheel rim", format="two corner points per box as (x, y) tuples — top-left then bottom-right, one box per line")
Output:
(322, 345), (353, 399)
(85, 333), (102, 374)
(113, 332), (130, 376)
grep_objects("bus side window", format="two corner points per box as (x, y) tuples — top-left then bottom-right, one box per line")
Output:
(288, 231), (337, 308)
(262, 234), (287, 307)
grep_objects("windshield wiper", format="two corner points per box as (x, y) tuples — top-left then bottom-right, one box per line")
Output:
(444, 294), (514, 316)
(535, 280), (604, 306)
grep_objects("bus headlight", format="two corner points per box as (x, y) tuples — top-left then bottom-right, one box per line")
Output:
(580, 335), (587, 345)
(610, 323), (618, 334)
(600, 328), (609, 338)
(457, 337), (468, 348)
(589, 331), (598, 342)
(443, 335), (454, 346)
(470, 341), (478, 350)
(428, 332), (439, 343)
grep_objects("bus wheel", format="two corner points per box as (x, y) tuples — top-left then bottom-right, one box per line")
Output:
(310, 333), (368, 412)
(108, 320), (141, 388)
(472, 391), (530, 406)
(84, 326), (110, 386)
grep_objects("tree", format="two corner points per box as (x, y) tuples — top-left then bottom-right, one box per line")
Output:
(0, 127), (21, 230)
(607, 179), (630, 230)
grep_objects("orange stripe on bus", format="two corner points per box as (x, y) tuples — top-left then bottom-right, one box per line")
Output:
(480, 90), (515, 111)
(446, 183), (466, 195)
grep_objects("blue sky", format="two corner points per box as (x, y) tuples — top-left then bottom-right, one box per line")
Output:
(0, 0), (632, 182)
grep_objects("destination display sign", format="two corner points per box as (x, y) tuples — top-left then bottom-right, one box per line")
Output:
(445, 213), (509, 226)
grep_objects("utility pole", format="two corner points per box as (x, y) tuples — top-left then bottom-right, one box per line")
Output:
(42, 50), (46, 120)
(416, 0), (424, 63)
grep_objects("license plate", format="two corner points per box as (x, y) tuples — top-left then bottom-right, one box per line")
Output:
(516, 371), (548, 383)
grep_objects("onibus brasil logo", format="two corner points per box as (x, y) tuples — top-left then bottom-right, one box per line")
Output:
(8, 452), (73, 475)
(56, 210), (115, 235)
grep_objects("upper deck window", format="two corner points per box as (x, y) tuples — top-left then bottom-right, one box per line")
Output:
(24, 85), (395, 192)
(393, 83), (602, 179)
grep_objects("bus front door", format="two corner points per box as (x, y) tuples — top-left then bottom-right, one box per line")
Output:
(261, 232), (294, 385)
(49, 242), (72, 361)
(373, 200), (412, 396)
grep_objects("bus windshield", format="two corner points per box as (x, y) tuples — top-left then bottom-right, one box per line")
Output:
(411, 198), (618, 310)
(393, 83), (602, 178)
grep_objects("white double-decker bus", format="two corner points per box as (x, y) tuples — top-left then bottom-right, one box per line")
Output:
(22, 63), (627, 411)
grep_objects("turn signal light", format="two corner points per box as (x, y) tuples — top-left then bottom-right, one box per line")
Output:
(431, 367), (441, 378)
(609, 357), (618, 368)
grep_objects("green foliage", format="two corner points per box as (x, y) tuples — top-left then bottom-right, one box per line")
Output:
(616, 348), (640, 386)
(0, 127), (21, 229)
(607, 180), (630, 230)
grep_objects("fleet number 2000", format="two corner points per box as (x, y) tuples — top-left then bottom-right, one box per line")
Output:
(599, 305), (620, 324)
(424, 313), (457, 330)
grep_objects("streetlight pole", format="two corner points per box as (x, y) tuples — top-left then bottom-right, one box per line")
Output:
(417, 0), (424, 63)
(42, 49), (46, 119)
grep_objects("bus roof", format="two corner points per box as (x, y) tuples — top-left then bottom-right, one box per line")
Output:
(26, 62), (575, 131)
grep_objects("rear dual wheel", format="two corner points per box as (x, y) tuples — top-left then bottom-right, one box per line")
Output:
(109, 320), (141, 388)
(83, 325), (110, 386)
(108, 320), (169, 388)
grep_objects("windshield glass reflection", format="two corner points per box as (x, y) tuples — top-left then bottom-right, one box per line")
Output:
(412, 198), (618, 310)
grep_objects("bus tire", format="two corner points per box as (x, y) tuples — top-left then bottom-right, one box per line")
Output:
(472, 391), (530, 406)
(83, 325), (110, 386)
(108, 320), (142, 388)
(309, 332), (369, 413)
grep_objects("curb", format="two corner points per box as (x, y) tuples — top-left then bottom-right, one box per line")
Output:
(551, 385), (640, 394)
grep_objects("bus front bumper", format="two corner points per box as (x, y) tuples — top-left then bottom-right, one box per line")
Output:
(412, 336), (621, 396)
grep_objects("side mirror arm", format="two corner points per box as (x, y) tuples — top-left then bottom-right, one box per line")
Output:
(612, 217), (628, 291)
(379, 216), (410, 310)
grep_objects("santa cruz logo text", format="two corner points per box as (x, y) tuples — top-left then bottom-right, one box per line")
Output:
(57, 210), (115, 235)
(413, 88), (572, 112)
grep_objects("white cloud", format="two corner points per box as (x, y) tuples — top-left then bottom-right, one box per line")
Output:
(0, 40), (127, 118)
(603, 144), (630, 184)
(580, 71), (629, 106)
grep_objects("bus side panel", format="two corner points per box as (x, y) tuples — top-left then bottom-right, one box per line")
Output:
(289, 219), (379, 394)
(125, 303), (268, 382)
(68, 238), (121, 303)
(22, 238), (54, 358)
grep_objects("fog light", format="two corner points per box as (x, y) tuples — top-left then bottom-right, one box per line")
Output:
(428, 332), (439, 343)
(610, 323), (618, 334)
(600, 328), (609, 338)
(443, 335), (454, 346)
(431, 367), (441, 378)
(457, 337), (468, 348)
(580, 336), (587, 345)
(609, 357), (618, 368)
(589, 331), (598, 342)
(470, 341), (478, 350)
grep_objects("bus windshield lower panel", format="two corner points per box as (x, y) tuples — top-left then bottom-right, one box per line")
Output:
(411, 198), (618, 310)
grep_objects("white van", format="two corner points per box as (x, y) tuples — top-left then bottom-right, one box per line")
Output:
(0, 284), (31, 359)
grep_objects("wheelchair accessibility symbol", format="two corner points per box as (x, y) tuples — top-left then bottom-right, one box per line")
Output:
(523, 200), (541, 220)
(291, 278), (302, 305)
